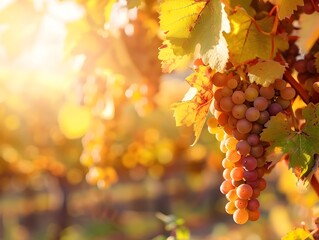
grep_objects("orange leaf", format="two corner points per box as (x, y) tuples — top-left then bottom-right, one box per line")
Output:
(172, 66), (213, 145)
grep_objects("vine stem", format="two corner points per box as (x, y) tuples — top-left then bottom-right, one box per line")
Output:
(283, 70), (310, 104)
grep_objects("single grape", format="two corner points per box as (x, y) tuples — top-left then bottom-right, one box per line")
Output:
(212, 72), (227, 87)
(226, 189), (238, 202)
(234, 199), (248, 209)
(254, 96), (269, 111)
(250, 144), (264, 158)
(225, 201), (237, 214)
(230, 167), (244, 181)
(242, 156), (258, 171)
(280, 87), (296, 100)
(245, 107), (261, 122)
(245, 87), (259, 102)
(276, 97), (290, 109)
(233, 208), (249, 224)
(236, 119), (253, 134)
(236, 140), (251, 156)
(232, 91), (246, 104)
(222, 158), (235, 169)
(227, 78), (238, 89)
(247, 198), (260, 211)
(236, 184), (253, 200)
(260, 85), (275, 99)
(222, 87), (233, 97)
(256, 111), (270, 125)
(248, 209), (260, 221)
(250, 123), (263, 134)
(274, 79), (287, 90)
(223, 169), (232, 180)
(220, 96), (235, 112)
(225, 136), (238, 151)
(259, 178), (267, 191)
(232, 104), (247, 119)
(268, 103), (283, 116)
(226, 149), (241, 163)
(247, 134), (260, 146)
(244, 170), (258, 181)
(220, 179), (234, 194)
(214, 88), (223, 101)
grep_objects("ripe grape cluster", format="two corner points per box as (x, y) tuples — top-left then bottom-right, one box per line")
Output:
(207, 72), (296, 224)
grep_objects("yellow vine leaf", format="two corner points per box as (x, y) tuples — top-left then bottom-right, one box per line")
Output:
(247, 60), (286, 87)
(158, 40), (191, 73)
(172, 66), (213, 146)
(281, 228), (314, 240)
(224, 9), (288, 65)
(263, 0), (304, 20)
(261, 104), (319, 180)
(159, 0), (227, 72)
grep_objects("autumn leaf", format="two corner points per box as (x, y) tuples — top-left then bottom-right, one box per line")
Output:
(159, 0), (229, 72)
(158, 41), (191, 73)
(297, 13), (319, 54)
(281, 228), (314, 240)
(263, 0), (304, 20)
(261, 103), (319, 180)
(172, 66), (213, 145)
(247, 60), (286, 87)
(224, 9), (288, 64)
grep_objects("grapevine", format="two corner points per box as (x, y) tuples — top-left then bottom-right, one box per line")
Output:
(162, 0), (319, 228)
(0, 0), (319, 239)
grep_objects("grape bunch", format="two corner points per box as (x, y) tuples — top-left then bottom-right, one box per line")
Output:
(207, 72), (296, 224)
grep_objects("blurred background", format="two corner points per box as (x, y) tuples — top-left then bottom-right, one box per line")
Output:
(0, 0), (317, 239)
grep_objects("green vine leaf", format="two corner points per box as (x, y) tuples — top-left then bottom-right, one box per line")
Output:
(261, 103), (319, 180)
(281, 228), (314, 240)
(224, 9), (288, 64)
(247, 60), (286, 87)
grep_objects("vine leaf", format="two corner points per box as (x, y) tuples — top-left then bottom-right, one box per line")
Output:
(263, 0), (304, 20)
(222, 0), (256, 16)
(296, 13), (319, 54)
(158, 40), (191, 73)
(224, 8), (288, 64)
(281, 228), (314, 240)
(159, 0), (228, 72)
(261, 103), (319, 180)
(172, 66), (213, 146)
(247, 60), (286, 87)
